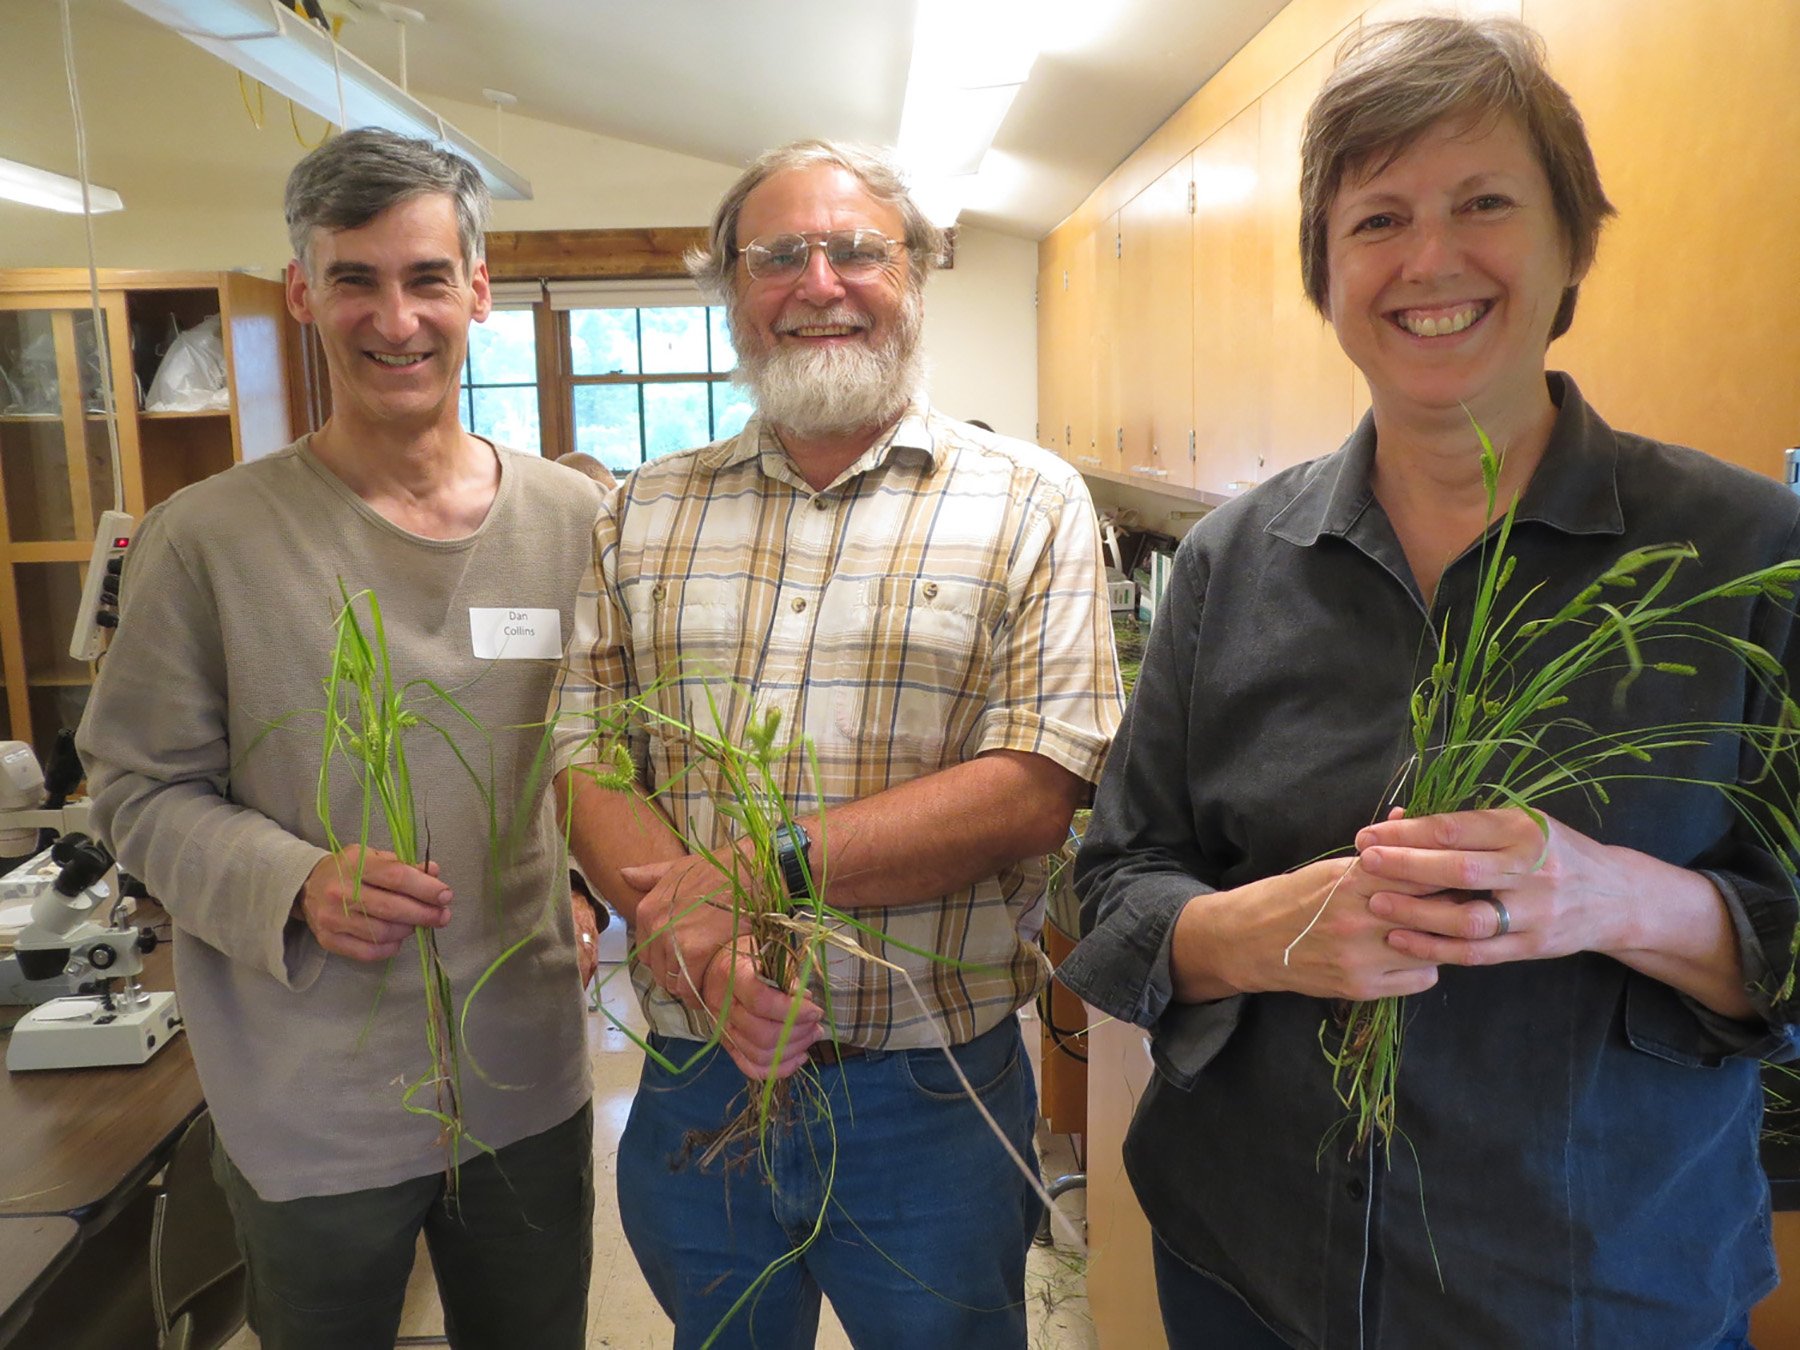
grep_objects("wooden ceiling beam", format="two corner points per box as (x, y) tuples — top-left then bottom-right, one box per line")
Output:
(483, 227), (709, 281)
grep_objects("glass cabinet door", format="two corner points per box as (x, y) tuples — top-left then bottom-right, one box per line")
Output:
(0, 295), (132, 756)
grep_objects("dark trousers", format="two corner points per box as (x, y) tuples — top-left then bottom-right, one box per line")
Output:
(1154, 1234), (1291, 1349)
(211, 1102), (594, 1350)
(1153, 1232), (1757, 1350)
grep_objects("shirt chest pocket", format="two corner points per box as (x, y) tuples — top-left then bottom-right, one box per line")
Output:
(818, 576), (998, 765)
(627, 577), (749, 739)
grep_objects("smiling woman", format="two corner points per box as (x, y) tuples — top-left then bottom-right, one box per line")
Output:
(1061, 15), (1800, 1350)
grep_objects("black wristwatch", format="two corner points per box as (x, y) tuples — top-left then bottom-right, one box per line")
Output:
(773, 822), (812, 899)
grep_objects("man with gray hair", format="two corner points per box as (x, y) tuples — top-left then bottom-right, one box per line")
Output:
(557, 139), (1122, 1346)
(78, 128), (597, 1349)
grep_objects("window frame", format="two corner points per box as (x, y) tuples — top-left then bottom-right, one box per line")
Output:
(559, 303), (749, 472)
(478, 227), (728, 464)
(459, 302), (544, 454)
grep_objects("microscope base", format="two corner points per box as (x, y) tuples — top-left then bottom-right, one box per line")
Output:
(6, 990), (181, 1071)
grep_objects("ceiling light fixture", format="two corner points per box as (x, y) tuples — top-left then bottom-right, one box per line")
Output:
(117, 0), (531, 200)
(897, 0), (1040, 227)
(0, 156), (124, 214)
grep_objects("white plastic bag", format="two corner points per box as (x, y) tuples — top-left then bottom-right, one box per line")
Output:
(145, 314), (229, 412)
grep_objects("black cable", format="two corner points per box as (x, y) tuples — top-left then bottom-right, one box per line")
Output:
(1035, 982), (1089, 1064)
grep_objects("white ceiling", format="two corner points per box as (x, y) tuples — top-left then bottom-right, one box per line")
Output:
(322, 0), (1292, 238)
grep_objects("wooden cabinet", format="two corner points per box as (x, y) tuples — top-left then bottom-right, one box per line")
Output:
(1258, 35), (1361, 481)
(1035, 231), (1070, 456)
(1040, 223), (1114, 475)
(1526, 0), (1800, 478)
(1039, 25), (1366, 506)
(0, 270), (298, 756)
(1191, 101), (1271, 497)
(1118, 158), (1196, 489)
(1041, 0), (1799, 494)
(1090, 217), (1123, 473)
(1083, 1008), (1168, 1350)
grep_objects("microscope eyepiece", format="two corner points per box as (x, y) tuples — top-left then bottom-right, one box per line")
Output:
(52, 839), (114, 897)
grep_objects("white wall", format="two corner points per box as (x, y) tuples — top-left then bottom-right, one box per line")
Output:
(0, 1), (1035, 439)
(922, 226), (1039, 442)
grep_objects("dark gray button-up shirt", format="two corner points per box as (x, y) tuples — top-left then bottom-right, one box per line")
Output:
(1060, 376), (1800, 1349)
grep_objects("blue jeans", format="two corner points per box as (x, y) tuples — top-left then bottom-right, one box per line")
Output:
(212, 1103), (594, 1350)
(618, 1017), (1040, 1349)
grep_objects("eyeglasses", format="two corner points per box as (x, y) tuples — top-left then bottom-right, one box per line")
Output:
(739, 229), (904, 282)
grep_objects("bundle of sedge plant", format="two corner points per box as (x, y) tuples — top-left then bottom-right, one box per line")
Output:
(316, 582), (517, 1190)
(1303, 420), (1800, 1163)
(569, 681), (1067, 1346)
(574, 686), (894, 1157)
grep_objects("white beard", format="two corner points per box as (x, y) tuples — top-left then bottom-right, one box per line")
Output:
(730, 289), (926, 441)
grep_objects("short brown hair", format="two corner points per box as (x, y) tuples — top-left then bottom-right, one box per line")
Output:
(1299, 16), (1614, 339)
(285, 128), (490, 278)
(686, 140), (947, 300)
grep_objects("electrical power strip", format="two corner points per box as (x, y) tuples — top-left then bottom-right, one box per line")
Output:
(68, 510), (135, 662)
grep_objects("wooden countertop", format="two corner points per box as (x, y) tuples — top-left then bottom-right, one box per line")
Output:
(0, 911), (203, 1224)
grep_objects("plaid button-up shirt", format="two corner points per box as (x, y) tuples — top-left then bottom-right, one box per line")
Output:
(557, 402), (1123, 1047)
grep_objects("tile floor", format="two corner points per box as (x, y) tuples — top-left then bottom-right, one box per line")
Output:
(223, 959), (1096, 1349)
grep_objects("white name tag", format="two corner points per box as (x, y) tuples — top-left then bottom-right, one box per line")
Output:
(469, 607), (562, 660)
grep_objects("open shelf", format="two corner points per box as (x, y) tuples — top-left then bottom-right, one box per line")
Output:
(139, 414), (234, 511)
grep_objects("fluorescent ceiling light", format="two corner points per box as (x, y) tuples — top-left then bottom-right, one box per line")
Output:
(116, 0), (531, 200)
(898, 0), (1040, 225)
(0, 157), (124, 214)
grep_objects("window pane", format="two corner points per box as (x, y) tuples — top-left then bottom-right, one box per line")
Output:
(468, 309), (537, 384)
(461, 387), (472, 428)
(639, 307), (708, 375)
(707, 306), (737, 373)
(574, 384), (642, 473)
(643, 382), (711, 459)
(569, 309), (639, 376)
(711, 381), (754, 441)
(470, 385), (540, 454)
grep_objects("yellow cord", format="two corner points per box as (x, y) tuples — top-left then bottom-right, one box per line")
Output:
(289, 99), (330, 150)
(237, 71), (265, 129)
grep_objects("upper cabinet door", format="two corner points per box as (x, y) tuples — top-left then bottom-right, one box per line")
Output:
(1259, 35), (1361, 483)
(1191, 101), (1268, 498)
(1528, 0), (1800, 477)
(1117, 158), (1195, 489)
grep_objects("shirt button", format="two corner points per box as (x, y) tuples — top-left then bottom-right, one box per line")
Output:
(791, 596), (807, 613)
(651, 583), (667, 603)
(922, 581), (938, 600)
(1346, 1177), (1367, 1202)
(812, 496), (828, 511)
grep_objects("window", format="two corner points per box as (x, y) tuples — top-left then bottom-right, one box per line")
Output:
(563, 304), (753, 475)
(455, 225), (763, 467)
(460, 307), (541, 453)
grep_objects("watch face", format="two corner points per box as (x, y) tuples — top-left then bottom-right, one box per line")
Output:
(777, 823), (811, 898)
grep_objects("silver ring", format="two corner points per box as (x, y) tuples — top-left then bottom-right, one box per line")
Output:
(1482, 896), (1511, 938)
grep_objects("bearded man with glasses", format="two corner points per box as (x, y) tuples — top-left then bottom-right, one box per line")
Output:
(555, 139), (1122, 1348)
